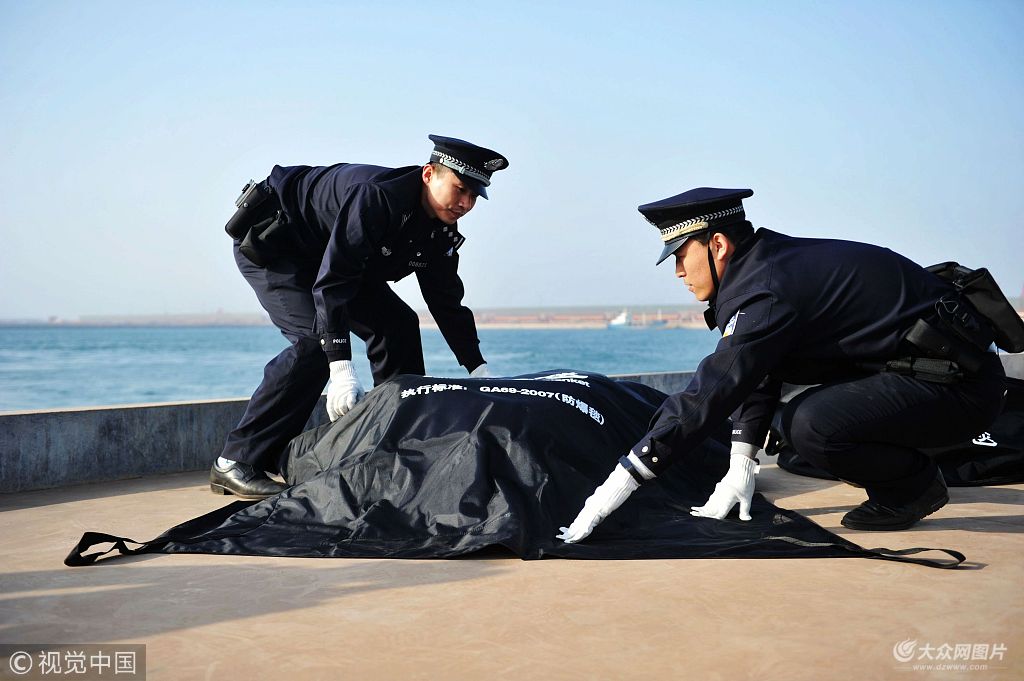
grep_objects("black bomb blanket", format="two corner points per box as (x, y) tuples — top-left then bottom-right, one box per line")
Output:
(66, 371), (964, 568)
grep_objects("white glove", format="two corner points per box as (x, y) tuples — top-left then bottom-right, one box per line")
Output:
(690, 447), (759, 521)
(557, 463), (640, 543)
(469, 363), (490, 378)
(326, 360), (365, 422)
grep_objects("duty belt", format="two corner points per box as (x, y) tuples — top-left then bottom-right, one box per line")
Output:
(860, 314), (997, 384)
(872, 356), (965, 384)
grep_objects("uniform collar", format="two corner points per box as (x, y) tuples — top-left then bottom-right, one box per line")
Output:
(705, 229), (763, 329)
(375, 165), (426, 214)
(372, 165), (444, 235)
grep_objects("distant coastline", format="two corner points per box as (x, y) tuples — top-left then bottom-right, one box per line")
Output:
(3, 300), (1021, 330)
(0, 306), (714, 330)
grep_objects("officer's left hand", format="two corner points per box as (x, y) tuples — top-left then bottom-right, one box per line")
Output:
(469, 363), (490, 378)
(557, 463), (640, 543)
(690, 450), (759, 521)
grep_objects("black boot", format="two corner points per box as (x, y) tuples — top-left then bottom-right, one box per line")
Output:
(209, 460), (287, 500)
(841, 471), (948, 531)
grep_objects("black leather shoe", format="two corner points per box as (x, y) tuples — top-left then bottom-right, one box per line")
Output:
(209, 460), (287, 500)
(841, 472), (948, 531)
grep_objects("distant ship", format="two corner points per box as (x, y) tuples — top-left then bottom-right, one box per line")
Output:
(608, 309), (631, 327)
(608, 309), (668, 329)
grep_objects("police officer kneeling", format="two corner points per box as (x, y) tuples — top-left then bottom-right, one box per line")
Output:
(211, 135), (509, 499)
(559, 187), (1007, 541)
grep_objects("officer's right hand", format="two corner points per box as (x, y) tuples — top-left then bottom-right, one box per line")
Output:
(690, 452), (758, 521)
(327, 360), (365, 421)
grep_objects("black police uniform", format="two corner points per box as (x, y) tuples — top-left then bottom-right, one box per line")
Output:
(631, 195), (1005, 508)
(221, 137), (506, 475)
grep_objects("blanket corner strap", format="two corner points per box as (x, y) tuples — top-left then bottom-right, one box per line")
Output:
(63, 532), (154, 567)
(864, 545), (967, 569)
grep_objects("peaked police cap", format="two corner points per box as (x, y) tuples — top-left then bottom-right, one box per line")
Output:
(639, 187), (753, 264)
(427, 134), (509, 200)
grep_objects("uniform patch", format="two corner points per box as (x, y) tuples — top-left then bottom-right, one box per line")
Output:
(723, 311), (742, 337)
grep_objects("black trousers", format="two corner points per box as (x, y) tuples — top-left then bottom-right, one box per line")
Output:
(776, 354), (1006, 505)
(220, 245), (425, 473)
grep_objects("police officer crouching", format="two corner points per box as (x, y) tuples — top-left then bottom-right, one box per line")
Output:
(559, 187), (1007, 542)
(211, 135), (509, 499)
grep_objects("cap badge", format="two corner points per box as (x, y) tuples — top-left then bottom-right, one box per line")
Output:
(484, 158), (506, 171)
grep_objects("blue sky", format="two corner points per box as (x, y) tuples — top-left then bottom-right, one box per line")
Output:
(1, 0), (1021, 319)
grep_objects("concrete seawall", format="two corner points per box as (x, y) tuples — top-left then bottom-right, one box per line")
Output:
(0, 371), (697, 493)
(3, 355), (1021, 494)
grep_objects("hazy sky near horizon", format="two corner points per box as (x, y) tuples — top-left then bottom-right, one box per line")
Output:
(1, 0), (1021, 320)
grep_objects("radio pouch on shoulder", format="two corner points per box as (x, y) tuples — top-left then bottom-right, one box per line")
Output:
(927, 262), (1024, 353)
(238, 213), (287, 268)
(225, 180), (276, 239)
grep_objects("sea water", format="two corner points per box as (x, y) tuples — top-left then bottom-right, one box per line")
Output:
(0, 325), (720, 411)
